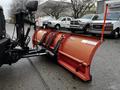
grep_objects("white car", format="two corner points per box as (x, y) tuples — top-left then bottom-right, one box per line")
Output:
(88, 12), (120, 38)
(70, 14), (98, 33)
(47, 17), (72, 30)
(36, 16), (55, 28)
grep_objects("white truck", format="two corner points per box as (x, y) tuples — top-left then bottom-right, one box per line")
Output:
(88, 12), (120, 38)
(88, 1), (120, 38)
(70, 14), (98, 33)
(47, 17), (72, 30)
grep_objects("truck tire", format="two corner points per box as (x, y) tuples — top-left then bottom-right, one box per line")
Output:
(55, 24), (60, 30)
(71, 30), (75, 33)
(111, 29), (119, 39)
(91, 33), (96, 36)
(69, 28), (75, 33)
(84, 24), (90, 34)
(43, 24), (47, 29)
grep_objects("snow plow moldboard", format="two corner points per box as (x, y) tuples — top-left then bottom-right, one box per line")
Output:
(32, 29), (101, 81)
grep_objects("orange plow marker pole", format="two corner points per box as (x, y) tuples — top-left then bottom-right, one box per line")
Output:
(101, 4), (108, 42)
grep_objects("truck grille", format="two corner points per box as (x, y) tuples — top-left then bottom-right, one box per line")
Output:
(93, 25), (103, 29)
(71, 21), (79, 25)
(92, 24), (113, 31)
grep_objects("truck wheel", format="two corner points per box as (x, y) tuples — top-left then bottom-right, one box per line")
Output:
(84, 25), (90, 34)
(43, 24), (47, 29)
(112, 29), (119, 39)
(83, 24), (90, 34)
(71, 29), (75, 33)
(84, 27), (89, 34)
(91, 33), (96, 36)
(55, 24), (60, 30)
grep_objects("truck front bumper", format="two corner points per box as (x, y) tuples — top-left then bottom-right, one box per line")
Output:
(88, 29), (112, 35)
(70, 25), (84, 30)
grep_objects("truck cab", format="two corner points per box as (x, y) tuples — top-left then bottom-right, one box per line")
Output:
(0, 6), (6, 39)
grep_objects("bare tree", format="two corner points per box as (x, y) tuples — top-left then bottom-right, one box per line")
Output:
(9, 0), (29, 16)
(71, 0), (96, 18)
(41, 0), (69, 19)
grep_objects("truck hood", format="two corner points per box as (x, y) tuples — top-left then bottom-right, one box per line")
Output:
(91, 20), (118, 24)
(49, 20), (61, 23)
(72, 19), (91, 22)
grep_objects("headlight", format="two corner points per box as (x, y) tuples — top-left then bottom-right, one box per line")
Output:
(78, 20), (81, 23)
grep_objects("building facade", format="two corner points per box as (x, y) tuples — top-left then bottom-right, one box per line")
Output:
(97, 0), (120, 14)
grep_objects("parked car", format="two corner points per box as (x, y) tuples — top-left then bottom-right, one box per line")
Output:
(47, 17), (73, 30)
(70, 14), (98, 33)
(36, 16), (55, 28)
(88, 11), (120, 38)
(42, 17), (56, 29)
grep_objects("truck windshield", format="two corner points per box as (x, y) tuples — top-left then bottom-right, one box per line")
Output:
(58, 17), (65, 21)
(97, 12), (120, 20)
(81, 14), (93, 19)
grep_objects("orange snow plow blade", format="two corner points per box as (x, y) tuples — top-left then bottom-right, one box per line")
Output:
(32, 29), (101, 81)
(32, 29), (50, 46)
(58, 34), (101, 81)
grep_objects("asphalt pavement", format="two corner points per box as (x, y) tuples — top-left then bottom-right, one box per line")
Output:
(0, 23), (120, 90)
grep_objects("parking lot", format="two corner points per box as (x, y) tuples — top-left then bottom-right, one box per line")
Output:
(0, 23), (120, 90)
